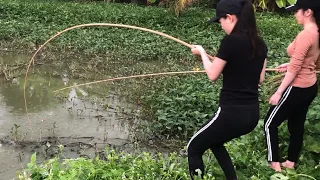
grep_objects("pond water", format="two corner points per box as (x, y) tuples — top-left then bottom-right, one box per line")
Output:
(0, 54), (156, 180)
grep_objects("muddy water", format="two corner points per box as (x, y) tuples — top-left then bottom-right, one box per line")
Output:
(0, 54), (148, 180)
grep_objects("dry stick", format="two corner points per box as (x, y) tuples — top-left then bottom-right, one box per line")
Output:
(24, 23), (305, 128)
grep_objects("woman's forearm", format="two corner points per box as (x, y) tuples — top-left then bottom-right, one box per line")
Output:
(200, 52), (214, 77)
(276, 71), (297, 94)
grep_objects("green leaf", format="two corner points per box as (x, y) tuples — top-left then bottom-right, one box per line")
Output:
(306, 142), (320, 153)
(276, 0), (287, 8)
(285, 168), (297, 175)
(270, 173), (290, 180)
(31, 152), (37, 164)
(314, 123), (320, 131)
(169, 163), (175, 171)
(27, 163), (33, 169)
(287, 0), (296, 5)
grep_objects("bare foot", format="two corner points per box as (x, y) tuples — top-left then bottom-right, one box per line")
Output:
(282, 160), (295, 169)
(270, 162), (282, 172)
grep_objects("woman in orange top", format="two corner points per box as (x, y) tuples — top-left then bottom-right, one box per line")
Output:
(264, 0), (320, 172)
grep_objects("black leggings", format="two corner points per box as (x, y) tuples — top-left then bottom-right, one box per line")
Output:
(187, 104), (259, 180)
(264, 82), (318, 163)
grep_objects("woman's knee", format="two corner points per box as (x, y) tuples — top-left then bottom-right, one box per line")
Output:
(187, 144), (197, 157)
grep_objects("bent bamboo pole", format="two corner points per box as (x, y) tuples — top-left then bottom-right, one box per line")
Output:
(24, 23), (318, 128)
(25, 23), (216, 128)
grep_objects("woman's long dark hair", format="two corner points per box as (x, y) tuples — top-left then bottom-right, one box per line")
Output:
(309, 8), (320, 48)
(231, 0), (262, 56)
(301, 7), (320, 47)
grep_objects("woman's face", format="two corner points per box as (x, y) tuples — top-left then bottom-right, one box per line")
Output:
(295, 8), (312, 25)
(295, 9), (305, 25)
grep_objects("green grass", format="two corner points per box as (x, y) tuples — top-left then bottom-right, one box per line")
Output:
(0, 0), (300, 65)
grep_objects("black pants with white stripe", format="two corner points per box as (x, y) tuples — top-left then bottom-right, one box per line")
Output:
(264, 82), (318, 163)
(187, 104), (259, 180)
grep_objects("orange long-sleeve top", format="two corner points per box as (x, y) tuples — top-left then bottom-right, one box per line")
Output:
(287, 27), (320, 88)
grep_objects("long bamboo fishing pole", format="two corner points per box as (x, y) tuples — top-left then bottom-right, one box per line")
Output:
(24, 23), (205, 128)
(24, 23), (316, 128)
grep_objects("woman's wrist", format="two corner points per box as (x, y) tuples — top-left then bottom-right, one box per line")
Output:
(275, 90), (283, 95)
(200, 50), (207, 57)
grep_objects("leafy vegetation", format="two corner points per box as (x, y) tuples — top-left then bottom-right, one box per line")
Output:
(57, 0), (296, 15)
(254, 0), (295, 10)
(17, 139), (320, 179)
(0, 0), (300, 61)
(0, 0), (319, 179)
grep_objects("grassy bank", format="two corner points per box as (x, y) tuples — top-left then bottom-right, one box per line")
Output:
(17, 143), (320, 179)
(1, 0), (319, 179)
(0, 0), (300, 62)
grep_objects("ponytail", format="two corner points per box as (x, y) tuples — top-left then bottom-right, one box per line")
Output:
(313, 9), (320, 48)
(303, 7), (320, 48)
(232, 0), (261, 56)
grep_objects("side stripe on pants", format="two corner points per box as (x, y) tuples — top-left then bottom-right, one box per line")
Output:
(264, 86), (293, 161)
(187, 107), (222, 150)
